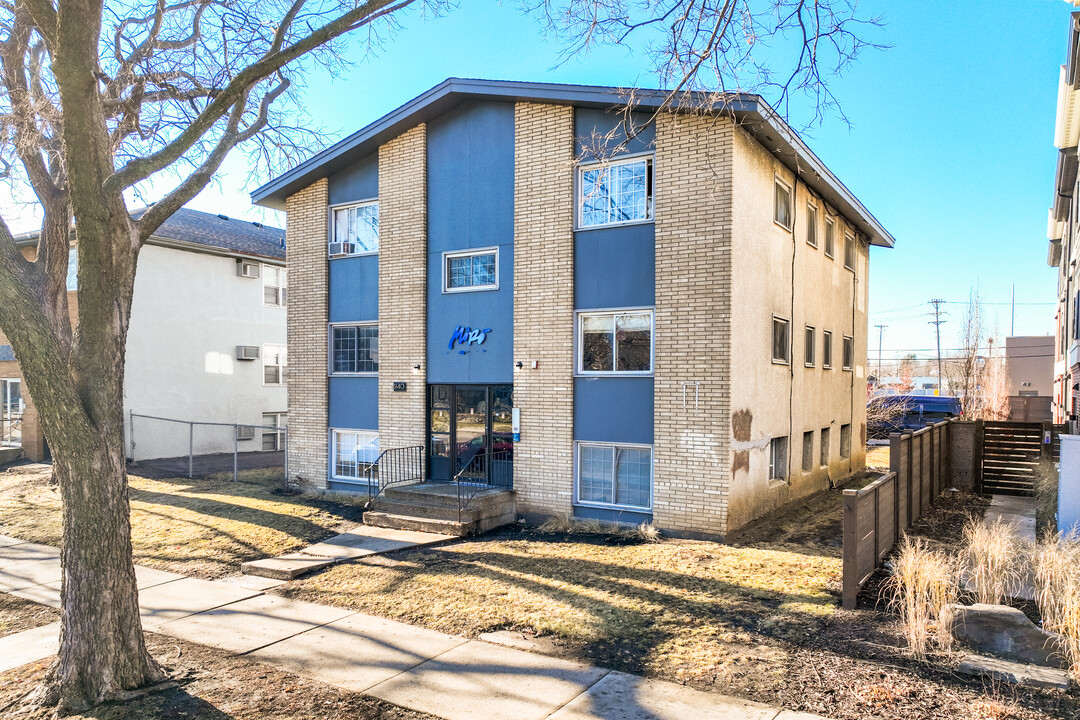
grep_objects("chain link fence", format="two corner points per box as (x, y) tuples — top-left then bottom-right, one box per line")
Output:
(127, 412), (287, 483)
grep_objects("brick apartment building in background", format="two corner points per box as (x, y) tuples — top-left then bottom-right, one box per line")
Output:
(252, 79), (895, 538)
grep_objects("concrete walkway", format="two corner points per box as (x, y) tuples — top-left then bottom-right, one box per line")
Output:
(0, 534), (826, 720)
(984, 495), (1037, 543)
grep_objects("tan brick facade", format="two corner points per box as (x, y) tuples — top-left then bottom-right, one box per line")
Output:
(511, 103), (575, 516)
(285, 179), (330, 487)
(651, 113), (735, 535)
(377, 125), (428, 459)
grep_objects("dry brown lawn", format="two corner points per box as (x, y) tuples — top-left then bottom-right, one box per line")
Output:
(0, 463), (365, 578)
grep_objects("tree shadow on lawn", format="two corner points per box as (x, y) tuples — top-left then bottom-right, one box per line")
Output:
(285, 543), (839, 677)
(128, 486), (358, 544)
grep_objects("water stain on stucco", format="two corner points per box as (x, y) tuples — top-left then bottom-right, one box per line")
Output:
(732, 450), (749, 475)
(732, 409), (752, 443)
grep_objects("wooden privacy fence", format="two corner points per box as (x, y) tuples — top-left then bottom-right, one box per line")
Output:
(975, 420), (1065, 496)
(842, 419), (952, 610)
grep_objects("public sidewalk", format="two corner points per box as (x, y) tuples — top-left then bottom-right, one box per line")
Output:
(0, 534), (825, 720)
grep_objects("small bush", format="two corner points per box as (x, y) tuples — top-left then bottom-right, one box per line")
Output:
(959, 517), (1023, 605)
(538, 513), (662, 542)
(884, 535), (958, 660)
(1032, 532), (1080, 677)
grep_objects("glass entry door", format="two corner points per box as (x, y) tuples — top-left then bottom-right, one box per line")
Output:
(428, 384), (512, 486)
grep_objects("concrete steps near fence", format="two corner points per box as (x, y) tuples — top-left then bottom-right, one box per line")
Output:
(365, 483), (516, 536)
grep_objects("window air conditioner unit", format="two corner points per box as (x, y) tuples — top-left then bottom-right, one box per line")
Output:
(236, 260), (261, 279)
(236, 425), (255, 441)
(236, 345), (260, 361)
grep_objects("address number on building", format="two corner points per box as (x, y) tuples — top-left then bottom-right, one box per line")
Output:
(392, 382), (407, 392)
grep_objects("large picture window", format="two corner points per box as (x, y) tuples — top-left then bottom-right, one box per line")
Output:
(578, 156), (653, 228)
(578, 310), (653, 374)
(330, 201), (379, 257)
(576, 443), (652, 510)
(332, 429), (380, 481)
(331, 324), (379, 374)
(444, 248), (498, 292)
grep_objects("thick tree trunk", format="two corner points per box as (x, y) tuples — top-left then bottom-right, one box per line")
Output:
(30, 439), (163, 713)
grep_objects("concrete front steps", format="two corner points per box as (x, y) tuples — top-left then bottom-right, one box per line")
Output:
(364, 482), (515, 537)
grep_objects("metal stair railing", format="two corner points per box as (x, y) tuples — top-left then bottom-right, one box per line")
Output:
(365, 445), (424, 505)
(453, 448), (513, 523)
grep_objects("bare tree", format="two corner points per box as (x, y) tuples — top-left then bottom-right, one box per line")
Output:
(948, 287), (985, 417)
(0, 0), (885, 711)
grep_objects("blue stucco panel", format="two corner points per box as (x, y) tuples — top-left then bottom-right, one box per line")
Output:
(574, 376), (654, 444)
(574, 108), (655, 161)
(328, 377), (378, 429)
(425, 100), (515, 384)
(329, 255), (378, 322)
(328, 153), (377, 206)
(574, 223), (655, 309)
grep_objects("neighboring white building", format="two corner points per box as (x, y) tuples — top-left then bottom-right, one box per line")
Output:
(0, 208), (287, 462)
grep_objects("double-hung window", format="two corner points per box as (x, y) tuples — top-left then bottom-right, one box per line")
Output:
(578, 156), (653, 228)
(578, 310), (653, 374)
(806, 203), (818, 247)
(842, 335), (854, 371)
(263, 344), (287, 385)
(262, 412), (286, 451)
(576, 443), (652, 510)
(444, 248), (498, 292)
(331, 324), (378, 374)
(330, 201), (379, 257)
(772, 316), (790, 364)
(263, 265), (287, 307)
(332, 429), (380, 481)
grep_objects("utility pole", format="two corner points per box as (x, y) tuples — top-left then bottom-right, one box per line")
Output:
(929, 299), (946, 395)
(874, 324), (887, 381)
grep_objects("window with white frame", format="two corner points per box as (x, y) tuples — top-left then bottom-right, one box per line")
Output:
(576, 443), (652, 510)
(774, 179), (793, 229)
(824, 218), (835, 258)
(263, 265), (287, 307)
(332, 429), (380, 480)
(262, 412), (286, 451)
(769, 436), (788, 481)
(804, 325), (816, 367)
(331, 324), (378, 374)
(842, 335), (854, 371)
(823, 330), (833, 369)
(578, 156), (653, 228)
(844, 231), (855, 270)
(578, 310), (653, 374)
(840, 424), (851, 459)
(330, 201), (379, 257)
(806, 203), (818, 247)
(263, 344), (287, 385)
(772, 316), (790, 364)
(444, 248), (498, 292)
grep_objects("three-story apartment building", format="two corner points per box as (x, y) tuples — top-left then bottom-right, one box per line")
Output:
(253, 79), (894, 537)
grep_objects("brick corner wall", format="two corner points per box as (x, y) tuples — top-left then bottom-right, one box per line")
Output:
(285, 178), (330, 488)
(512, 102), (575, 517)
(652, 112), (735, 536)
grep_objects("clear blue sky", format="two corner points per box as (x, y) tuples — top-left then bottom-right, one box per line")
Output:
(18, 1), (1078, 359)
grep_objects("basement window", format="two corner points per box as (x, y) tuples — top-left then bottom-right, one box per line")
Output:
(802, 431), (814, 472)
(769, 436), (788, 481)
(332, 429), (379, 481)
(840, 424), (852, 459)
(575, 442), (653, 510)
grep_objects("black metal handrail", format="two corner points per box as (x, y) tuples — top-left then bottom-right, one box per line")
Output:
(365, 445), (424, 504)
(453, 448), (513, 522)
